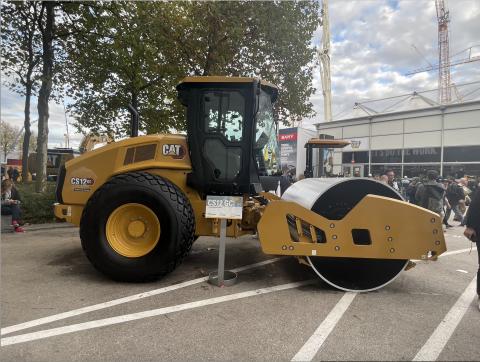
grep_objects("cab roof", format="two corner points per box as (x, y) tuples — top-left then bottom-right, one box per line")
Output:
(177, 76), (278, 101)
(305, 139), (350, 149)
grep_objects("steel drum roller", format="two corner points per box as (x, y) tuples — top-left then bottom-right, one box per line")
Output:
(282, 178), (409, 292)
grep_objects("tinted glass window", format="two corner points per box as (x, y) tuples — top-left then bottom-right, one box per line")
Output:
(403, 164), (440, 178)
(443, 164), (480, 178)
(404, 147), (441, 163)
(203, 139), (242, 181)
(203, 91), (244, 142)
(255, 90), (279, 175)
(371, 165), (402, 177)
(342, 151), (369, 164)
(371, 149), (402, 163)
(444, 146), (480, 162)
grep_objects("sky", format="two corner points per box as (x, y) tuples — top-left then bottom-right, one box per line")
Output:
(1, 0), (479, 150)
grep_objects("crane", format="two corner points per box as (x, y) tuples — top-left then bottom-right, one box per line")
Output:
(405, 1), (480, 104)
(405, 45), (480, 76)
(317, 0), (332, 122)
(435, 0), (451, 104)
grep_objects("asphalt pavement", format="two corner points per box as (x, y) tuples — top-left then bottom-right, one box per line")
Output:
(1, 222), (479, 361)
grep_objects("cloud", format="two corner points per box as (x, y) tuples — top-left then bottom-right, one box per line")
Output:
(1, 82), (83, 149)
(2, 1), (479, 138)
(305, 0), (480, 127)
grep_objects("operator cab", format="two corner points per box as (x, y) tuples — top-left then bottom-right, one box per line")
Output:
(177, 76), (280, 196)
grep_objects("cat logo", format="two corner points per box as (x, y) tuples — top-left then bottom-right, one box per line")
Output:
(162, 144), (185, 159)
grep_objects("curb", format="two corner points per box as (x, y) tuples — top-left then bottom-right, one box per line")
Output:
(1, 223), (77, 234)
(25, 223), (77, 231)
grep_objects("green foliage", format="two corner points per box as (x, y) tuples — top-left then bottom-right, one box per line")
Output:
(64, 2), (188, 136)
(0, 1), (42, 96)
(65, 1), (321, 135)
(16, 182), (56, 224)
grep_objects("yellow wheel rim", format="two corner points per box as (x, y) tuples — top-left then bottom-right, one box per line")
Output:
(106, 203), (161, 258)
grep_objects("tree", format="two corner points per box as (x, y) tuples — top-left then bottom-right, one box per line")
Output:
(66, 1), (320, 135)
(0, 120), (20, 162)
(1, 1), (43, 182)
(64, 2), (187, 137)
(35, 1), (55, 192)
(18, 131), (37, 157)
(174, 1), (320, 125)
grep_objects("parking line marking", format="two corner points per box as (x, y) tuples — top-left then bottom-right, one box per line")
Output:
(1, 280), (314, 347)
(1, 257), (283, 336)
(412, 276), (478, 361)
(439, 247), (477, 258)
(291, 292), (357, 362)
(411, 247), (477, 262)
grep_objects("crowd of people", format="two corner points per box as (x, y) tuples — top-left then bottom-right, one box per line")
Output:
(374, 169), (479, 310)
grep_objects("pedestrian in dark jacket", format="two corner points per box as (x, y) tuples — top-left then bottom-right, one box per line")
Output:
(1, 179), (24, 232)
(11, 167), (19, 182)
(445, 179), (465, 225)
(6, 166), (13, 180)
(415, 170), (445, 216)
(464, 188), (480, 311)
(406, 177), (420, 204)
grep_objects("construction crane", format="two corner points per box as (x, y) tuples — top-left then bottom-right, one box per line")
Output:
(406, 1), (480, 104)
(405, 45), (480, 76)
(435, 0), (451, 104)
(317, 0), (332, 122)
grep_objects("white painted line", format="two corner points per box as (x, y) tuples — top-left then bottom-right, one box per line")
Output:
(232, 257), (284, 273)
(1, 257), (283, 336)
(1, 280), (314, 347)
(291, 292), (357, 361)
(412, 247), (478, 262)
(439, 247), (477, 258)
(412, 276), (478, 361)
(456, 269), (468, 274)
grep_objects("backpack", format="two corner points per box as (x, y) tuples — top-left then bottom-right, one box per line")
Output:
(423, 185), (444, 214)
(447, 183), (463, 201)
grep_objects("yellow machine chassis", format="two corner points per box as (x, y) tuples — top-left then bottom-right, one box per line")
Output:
(257, 195), (446, 260)
(52, 133), (446, 262)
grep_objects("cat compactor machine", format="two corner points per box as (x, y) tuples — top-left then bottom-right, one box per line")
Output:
(54, 76), (446, 292)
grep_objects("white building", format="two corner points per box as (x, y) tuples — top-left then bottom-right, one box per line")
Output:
(315, 97), (480, 178)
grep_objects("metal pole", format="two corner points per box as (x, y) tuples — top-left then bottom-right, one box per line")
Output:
(217, 218), (227, 286)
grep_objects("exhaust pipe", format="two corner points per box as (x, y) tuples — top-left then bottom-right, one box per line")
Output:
(128, 104), (139, 137)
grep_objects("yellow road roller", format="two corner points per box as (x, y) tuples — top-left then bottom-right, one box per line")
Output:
(54, 76), (446, 291)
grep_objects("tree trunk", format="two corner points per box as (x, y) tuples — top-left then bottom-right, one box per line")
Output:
(35, 1), (54, 193)
(21, 81), (32, 183)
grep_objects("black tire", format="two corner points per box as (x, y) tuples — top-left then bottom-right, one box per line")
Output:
(80, 171), (195, 282)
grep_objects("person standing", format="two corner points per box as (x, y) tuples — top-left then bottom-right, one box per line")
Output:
(445, 179), (465, 226)
(1, 179), (24, 232)
(12, 167), (20, 182)
(415, 170), (445, 217)
(406, 177), (420, 204)
(6, 166), (13, 180)
(441, 179), (453, 228)
(463, 188), (480, 311)
(386, 169), (399, 191)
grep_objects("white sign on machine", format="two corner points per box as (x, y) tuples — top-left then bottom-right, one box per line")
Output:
(205, 196), (243, 220)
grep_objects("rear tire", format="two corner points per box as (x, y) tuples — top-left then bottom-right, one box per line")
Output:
(80, 171), (195, 282)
